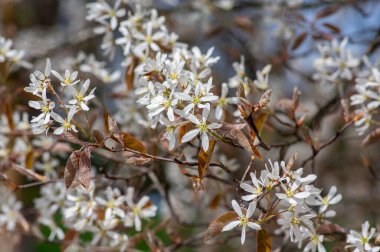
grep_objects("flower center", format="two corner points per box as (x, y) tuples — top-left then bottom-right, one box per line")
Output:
(63, 121), (71, 129)
(239, 216), (248, 226)
(76, 93), (84, 102)
(198, 123), (208, 132)
(291, 217), (300, 225)
(42, 105), (50, 113)
(192, 96), (200, 105)
(286, 189), (294, 197)
(321, 197), (329, 206)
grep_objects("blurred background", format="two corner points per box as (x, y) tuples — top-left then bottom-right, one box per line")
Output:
(1, 0), (380, 251)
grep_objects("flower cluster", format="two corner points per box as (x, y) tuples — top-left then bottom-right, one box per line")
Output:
(34, 181), (157, 250)
(0, 35), (31, 69)
(313, 37), (360, 84)
(222, 158), (342, 251)
(24, 59), (96, 135)
(350, 68), (380, 135)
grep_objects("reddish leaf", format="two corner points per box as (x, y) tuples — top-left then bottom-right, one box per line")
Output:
(198, 140), (216, 179)
(64, 150), (81, 189)
(257, 229), (271, 252)
(204, 211), (238, 241)
(316, 5), (340, 20)
(322, 23), (341, 33)
(291, 31), (308, 50)
(79, 147), (93, 189)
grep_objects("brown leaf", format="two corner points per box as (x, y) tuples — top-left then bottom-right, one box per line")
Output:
(122, 132), (146, 153)
(250, 112), (268, 140)
(4, 100), (15, 131)
(216, 123), (262, 159)
(125, 57), (137, 91)
(198, 140), (216, 179)
(208, 194), (221, 210)
(25, 150), (35, 169)
(79, 147), (93, 189)
(322, 23), (341, 33)
(257, 229), (271, 252)
(92, 130), (104, 146)
(64, 150), (81, 189)
(204, 211), (238, 241)
(361, 128), (380, 147)
(316, 5), (340, 20)
(126, 156), (152, 166)
(291, 31), (308, 50)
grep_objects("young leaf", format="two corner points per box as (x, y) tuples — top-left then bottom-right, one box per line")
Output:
(257, 229), (271, 252)
(79, 147), (93, 189)
(204, 211), (238, 241)
(64, 150), (81, 189)
(198, 140), (216, 179)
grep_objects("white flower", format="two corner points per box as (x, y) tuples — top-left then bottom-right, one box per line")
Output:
(222, 199), (261, 244)
(191, 46), (220, 68)
(95, 187), (125, 220)
(86, 0), (126, 30)
(134, 22), (164, 53)
(276, 181), (311, 205)
(28, 89), (55, 125)
(215, 83), (238, 120)
(125, 187), (157, 232)
(67, 79), (96, 111)
(24, 58), (51, 96)
(160, 115), (177, 150)
(51, 108), (78, 135)
(0, 194), (23, 231)
(346, 221), (380, 252)
(175, 78), (218, 115)
(253, 64), (271, 90)
(240, 172), (264, 201)
(302, 227), (326, 252)
(51, 69), (80, 87)
(0, 36), (16, 62)
(181, 103), (222, 151)
(277, 205), (315, 243)
(307, 186), (342, 213)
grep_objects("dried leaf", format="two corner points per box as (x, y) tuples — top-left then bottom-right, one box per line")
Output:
(258, 89), (272, 109)
(362, 128), (380, 147)
(322, 23), (341, 33)
(64, 150), (81, 189)
(60, 131), (87, 146)
(204, 211), (238, 241)
(257, 229), (271, 252)
(126, 156), (152, 166)
(79, 147), (93, 189)
(198, 140), (216, 179)
(92, 130), (104, 146)
(107, 115), (120, 134)
(291, 31), (308, 50)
